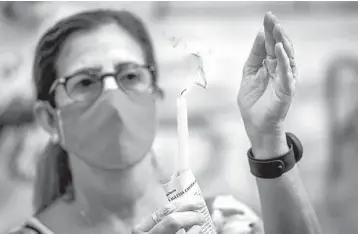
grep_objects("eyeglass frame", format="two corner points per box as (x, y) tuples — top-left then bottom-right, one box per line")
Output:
(48, 63), (157, 102)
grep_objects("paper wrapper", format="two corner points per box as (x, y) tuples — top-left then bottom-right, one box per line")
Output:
(162, 169), (217, 234)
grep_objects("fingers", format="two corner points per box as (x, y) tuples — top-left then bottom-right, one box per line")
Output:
(275, 43), (290, 76)
(269, 12), (297, 80)
(246, 11), (296, 79)
(273, 22), (297, 78)
(134, 203), (177, 232)
(221, 220), (253, 234)
(245, 30), (266, 71)
(273, 24), (294, 60)
(174, 197), (206, 212)
(149, 211), (205, 234)
(275, 42), (295, 97)
(134, 199), (205, 233)
(263, 11), (278, 58)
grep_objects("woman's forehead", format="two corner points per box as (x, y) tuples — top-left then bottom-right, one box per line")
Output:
(55, 23), (145, 77)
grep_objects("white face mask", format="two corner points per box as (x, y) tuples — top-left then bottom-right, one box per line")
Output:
(56, 90), (157, 170)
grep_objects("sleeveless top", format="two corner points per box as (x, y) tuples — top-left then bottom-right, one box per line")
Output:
(9, 195), (263, 234)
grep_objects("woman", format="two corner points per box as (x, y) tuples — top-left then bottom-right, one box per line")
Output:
(10, 9), (320, 234)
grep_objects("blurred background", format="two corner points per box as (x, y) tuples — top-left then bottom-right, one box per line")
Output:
(0, 1), (358, 234)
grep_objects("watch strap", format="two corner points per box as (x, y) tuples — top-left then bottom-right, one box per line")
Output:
(247, 132), (303, 179)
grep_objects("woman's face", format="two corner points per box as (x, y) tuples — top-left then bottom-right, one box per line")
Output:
(55, 23), (147, 106)
(50, 23), (157, 170)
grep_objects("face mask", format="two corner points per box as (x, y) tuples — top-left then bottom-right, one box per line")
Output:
(56, 90), (156, 170)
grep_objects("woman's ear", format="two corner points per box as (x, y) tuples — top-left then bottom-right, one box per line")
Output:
(33, 101), (59, 143)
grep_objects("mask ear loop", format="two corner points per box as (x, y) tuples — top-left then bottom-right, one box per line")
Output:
(40, 100), (62, 144)
(56, 109), (66, 146)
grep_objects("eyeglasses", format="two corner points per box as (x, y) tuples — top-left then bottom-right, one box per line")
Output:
(49, 63), (155, 103)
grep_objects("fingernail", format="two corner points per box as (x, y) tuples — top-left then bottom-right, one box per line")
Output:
(269, 11), (278, 20)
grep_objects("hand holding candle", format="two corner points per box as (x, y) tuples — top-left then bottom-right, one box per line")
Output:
(163, 81), (216, 234)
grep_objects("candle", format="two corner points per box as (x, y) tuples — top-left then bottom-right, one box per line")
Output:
(177, 96), (189, 172)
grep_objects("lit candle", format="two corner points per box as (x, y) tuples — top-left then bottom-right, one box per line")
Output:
(177, 95), (189, 172)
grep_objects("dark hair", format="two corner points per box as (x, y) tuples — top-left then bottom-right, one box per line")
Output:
(32, 9), (159, 214)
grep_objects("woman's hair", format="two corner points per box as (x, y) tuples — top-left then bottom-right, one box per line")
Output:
(33, 9), (159, 214)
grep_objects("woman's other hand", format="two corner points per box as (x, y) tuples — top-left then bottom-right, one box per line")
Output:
(237, 12), (297, 159)
(208, 195), (263, 234)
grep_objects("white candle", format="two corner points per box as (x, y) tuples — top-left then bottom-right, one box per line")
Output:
(177, 96), (189, 172)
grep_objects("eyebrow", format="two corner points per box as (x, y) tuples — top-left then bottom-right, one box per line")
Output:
(65, 62), (143, 78)
(114, 62), (142, 71)
(65, 66), (102, 78)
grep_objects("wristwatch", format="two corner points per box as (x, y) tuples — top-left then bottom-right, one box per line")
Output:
(247, 132), (303, 179)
